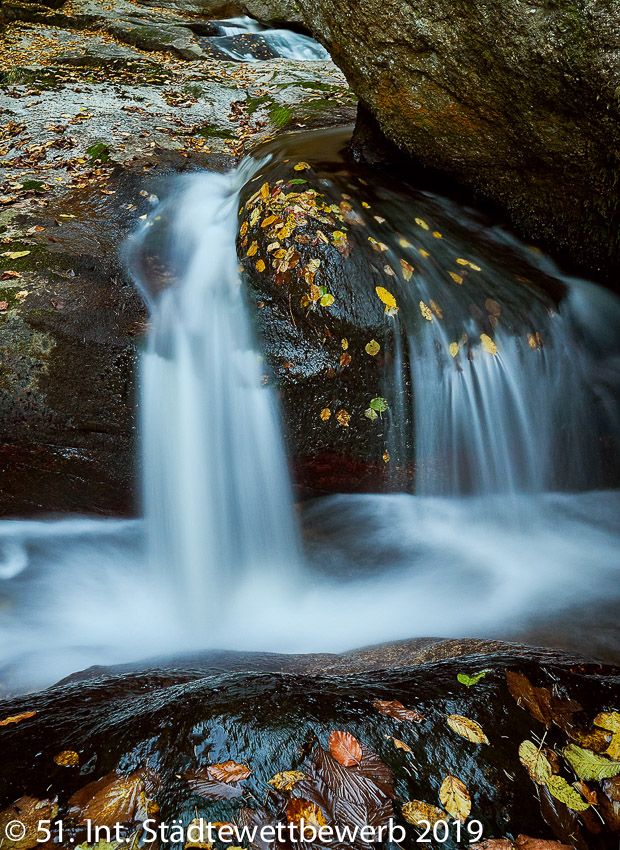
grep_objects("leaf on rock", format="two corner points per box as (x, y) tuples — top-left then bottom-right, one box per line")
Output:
(341, 338), (349, 350)
(485, 298), (501, 317)
(185, 768), (245, 801)
(320, 293), (334, 307)
(419, 301), (433, 322)
(447, 715), (489, 744)
(373, 699), (425, 723)
(340, 352), (351, 367)
(457, 670), (489, 687)
(293, 162), (310, 171)
(563, 744), (620, 781)
(450, 342), (460, 358)
(386, 736), (412, 753)
(247, 241), (258, 257)
(365, 340), (380, 356)
(329, 731), (362, 767)
(54, 750), (80, 767)
(439, 775), (471, 822)
(594, 711), (620, 760)
(268, 771), (309, 792)
(261, 215), (277, 228)
(364, 408), (378, 421)
(286, 798), (326, 828)
(320, 408), (331, 421)
(414, 218), (429, 230)
(1, 250), (30, 260)
(0, 796), (59, 850)
(259, 182), (270, 200)
(402, 800), (445, 826)
(375, 286), (398, 314)
(400, 259), (414, 280)
(547, 776), (590, 812)
(369, 397), (388, 413)
(480, 334), (498, 354)
(336, 409), (350, 427)
(208, 761), (251, 783)
(256, 259), (265, 272)
(518, 741), (552, 784)
(449, 272), (463, 284)
(69, 769), (159, 827)
(0, 710), (36, 726)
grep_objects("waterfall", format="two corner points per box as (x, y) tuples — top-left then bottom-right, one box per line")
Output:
(128, 166), (301, 623)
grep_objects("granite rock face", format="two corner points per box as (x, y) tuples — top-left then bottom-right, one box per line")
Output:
(294, 0), (620, 285)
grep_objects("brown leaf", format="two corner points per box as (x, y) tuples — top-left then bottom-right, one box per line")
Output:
(0, 797), (59, 850)
(286, 798), (326, 828)
(208, 761), (251, 783)
(185, 768), (244, 801)
(0, 710), (37, 726)
(402, 800), (445, 826)
(329, 730), (362, 767)
(68, 769), (159, 828)
(439, 775), (471, 822)
(373, 699), (425, 723)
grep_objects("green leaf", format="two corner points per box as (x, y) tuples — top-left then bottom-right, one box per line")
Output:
(320, 293), (334, 307)
(546, 775), (590, 811)
(457, 670), (489, 687)
(518, 740), (552, 784)
(370, 397), (389, 412)
(289, 179), (308, 185)
(20, 179), (45, 191)
(86, 142), (110, 163)
(563, 744), (620, 780)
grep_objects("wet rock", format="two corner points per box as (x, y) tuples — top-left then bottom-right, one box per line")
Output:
(0, 642), (618, 847)
(294, 0), (620, 287)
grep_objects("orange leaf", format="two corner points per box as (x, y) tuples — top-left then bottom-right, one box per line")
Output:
(328, 730), (362, 766)
(286, 798), (326, 828)
(0, 710), (36, 726)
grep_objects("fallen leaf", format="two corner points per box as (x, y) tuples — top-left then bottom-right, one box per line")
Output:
(375, 286), (398, 314)
(268, 771), (309, 791)
(260, 182), (270, 200)
(449, 272), (464, 284)
(433, 231), (442, 238)
(320, 293), (334, 307)
(547, 775), (590, 811)
(439, 775), (471, 822)
(208, 762), (251, 783)
(1, 270), (22, 280)
(457, 671), (489, 687)
(563, 744), (620, 781)
(286, 798), (326, 828)
(370, 397), (388, 413)
(0, 301), (8, 311)
(69, 769), (159, 827)
(373, 699), (425, 722)
(414, 218), (429, 230)
(293, 162), (310, 171)
(365, 340), (380, 356)
(365, 408), (378, 421)
(0, 710), (36, 726)
(594, 712), (620, 760)
(386, 736), (413, 753)
(447, 715), (489, 744)
(320, 408), (331, 421)
(0, 797), (59, 850)
(450, 342), (459, 358)
(1, 250), (30, 259)
(341, 338), (348, 350)
(329, 730), (362, 766)
(336, 409), (350, 427)
(383, 451), (390, 463)
(518, 741), (553, 784)
(247, 242), (258, 257)
(480, 334), (498, 355)
(485, 298), (501, 317)
(402, 800), (445, 826)
(400, 259), (414, 280)
(339, 352), (351, 367)
(256, 259), (265, 272)
(54, 750), (79, 767)
(419, 301), (433, 322)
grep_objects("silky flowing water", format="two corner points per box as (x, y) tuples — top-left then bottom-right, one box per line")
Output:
(0, 131), (619, 694)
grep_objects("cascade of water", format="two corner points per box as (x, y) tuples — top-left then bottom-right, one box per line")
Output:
(128, 166), (301, 623)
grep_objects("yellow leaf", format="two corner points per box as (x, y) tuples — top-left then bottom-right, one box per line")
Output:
(247, 242), (258, 257)
(419, 301), (433, 322)
(320, 408), (331, 421)
(336, 409), (350, 427)
(402, 800), (446, 826)
(341, 338), (348, 350)
(0, 710), (36, 726)
(375, 286), (398, 312)
(419, 249), (430, 258)
(184, 816), (214, 848)
(386, 735), (413, 753)
(261, 215), (277, 228)
(365, 408), (378, 421)
(320, 293), (334, 307)
(256, 260), (265, 272)
(287, 798), (326, 828)
(293, 162), (310, 171)
(250, 208), (260, 226)
(382, 451), (390, 463)
(54, 750), (80, 767)
(414, 218), (429, 230)
(456, 258), (469, 266)
(594, 712), (620, 761)
(433, 231), (442, 238)
(480, 334), (498, 355)
(384, 265), (395, 276)
(447, 714), (489, 744)
(439, 775), (471, 822)
(400, 259), (414, 280)
(518, 741), (552, 784)
(430, 300), (442, 319)
(449, 272), (463, 284)
(2, 250), (30, 260)
(449, 342), (459, 357)
(268, 771), (309, 791)
(0, 797), (59, 849)
(398, 238), (412, 248)
(365, 340), (380, 356)
(547, 775), (590, 811)
(240, 222), (248, 236)
(259, 182), (270, 199)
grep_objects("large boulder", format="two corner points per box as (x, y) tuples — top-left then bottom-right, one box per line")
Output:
(0, 642), (619, 848)
(293, 0), (620, 285)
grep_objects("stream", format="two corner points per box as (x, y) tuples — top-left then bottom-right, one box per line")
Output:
(0, 130), (619, 696)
